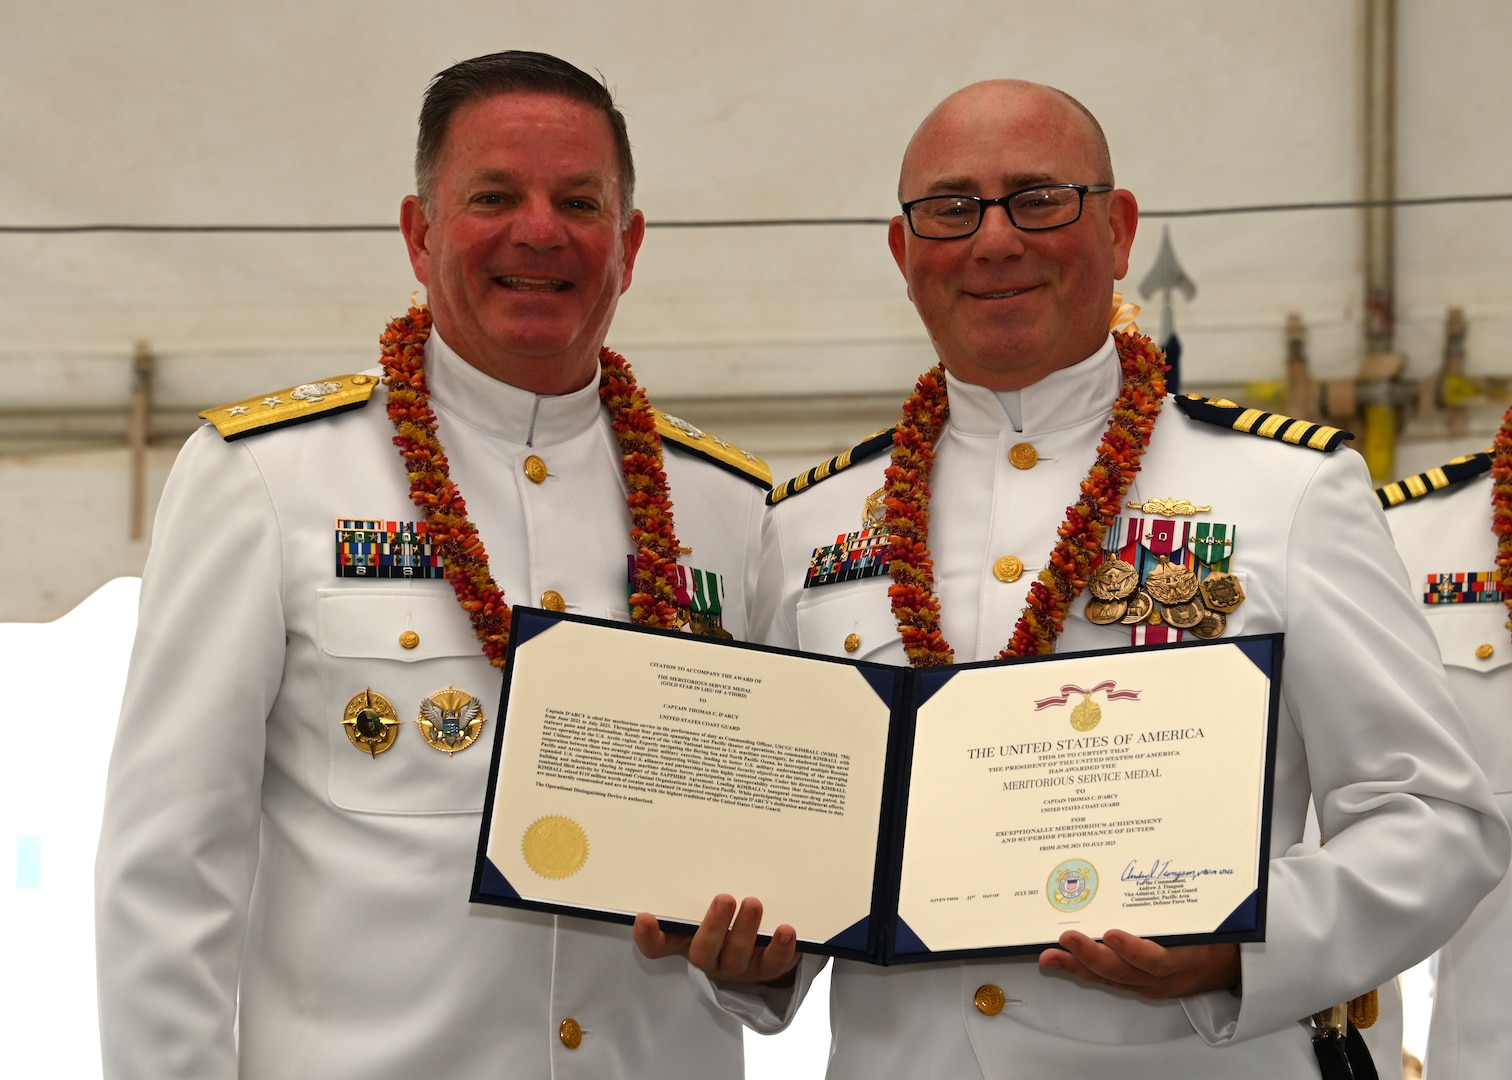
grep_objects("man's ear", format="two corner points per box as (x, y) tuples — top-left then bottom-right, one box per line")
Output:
(399, 195), (432, 286)
(618, 209), (647, 295)
(888, 215), (914, 301)
(1108, 188), (1139, 280)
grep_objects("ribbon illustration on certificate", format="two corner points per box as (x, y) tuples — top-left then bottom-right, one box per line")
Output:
(472, 608), (1280, 964)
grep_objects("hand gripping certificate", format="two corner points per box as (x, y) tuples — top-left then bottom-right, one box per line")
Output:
(472, 608), (1281, 964)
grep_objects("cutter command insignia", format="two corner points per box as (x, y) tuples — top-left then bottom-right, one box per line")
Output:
(652, 410), (771, 489)
(336, 519), (446, 579)
(201, 374), (378, 440)
(769, 427), (896, 506)
(1173, 394), (1351, 452)
(1376, 450), (1493, 509)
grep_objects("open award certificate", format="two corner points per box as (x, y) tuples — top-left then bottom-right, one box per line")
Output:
(472, 607), (1281, 964)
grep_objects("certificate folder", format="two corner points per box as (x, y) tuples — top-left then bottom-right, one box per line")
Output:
(472, 607), (1281, 966)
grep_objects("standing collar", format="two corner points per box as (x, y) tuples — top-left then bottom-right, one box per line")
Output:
(945, 337), (1121, 437)
(424, 330), (603, 446)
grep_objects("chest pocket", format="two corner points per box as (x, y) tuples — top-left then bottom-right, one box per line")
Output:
(795, 579), (903, 663)
(1422, 605), (1512, 792)
(317, 589), (501, 815)
(1422, 603), (1512, 675)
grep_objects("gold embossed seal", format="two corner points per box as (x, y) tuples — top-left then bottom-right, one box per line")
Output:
(523, 816), (590, 879)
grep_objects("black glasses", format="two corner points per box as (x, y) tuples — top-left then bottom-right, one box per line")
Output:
(900, 184), (1113, 239)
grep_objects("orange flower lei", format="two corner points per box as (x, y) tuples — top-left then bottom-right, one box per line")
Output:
(1492, 401), (1512, 644)
(380, 304), (682, 667)
(885, 330), (1168, 666)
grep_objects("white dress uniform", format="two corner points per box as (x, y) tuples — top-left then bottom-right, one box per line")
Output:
(95, 331), (766, 1080)
(1379, 453), (1512, 1080)
(713, 339), (1508, 1079)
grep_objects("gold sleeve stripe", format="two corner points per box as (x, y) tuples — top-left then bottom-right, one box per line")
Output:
(1280, 419), (1312, 445)
(1234, 409), (1266, 433)
(1375, 450), (1494, 509)
(1255, 413), (1290, 439)
(767, 427), (896, 507)
(1172, 395), (1351, 453)
(1306, 426), (1342, 450)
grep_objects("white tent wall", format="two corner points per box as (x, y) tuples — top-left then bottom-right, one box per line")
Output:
(3, 0), (1512, 620)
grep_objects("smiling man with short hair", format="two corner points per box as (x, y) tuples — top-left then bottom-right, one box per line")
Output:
(644, 78), (1510, 1079)
(96, 50), (765, 1080)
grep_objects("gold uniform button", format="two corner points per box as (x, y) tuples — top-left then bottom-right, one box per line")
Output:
(844, 633), (861, 653)
(524, 455), (548, 484)
(350, 374), (373, 386)
(559, 1018), (583, 1049)
(994, 555), (1024, 583)
(974, 984), (1006, 1016)
(1476, 643), (1495, 660)
(541, 590), (567, 612)
(1008, 442), (1039, 470)
(399, 630), (420, 650)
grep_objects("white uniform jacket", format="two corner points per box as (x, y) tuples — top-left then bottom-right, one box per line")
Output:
(95, 333), (763, 1079)
(720, 340), (1508, 1079)
(1382, 464), (1512, 1080)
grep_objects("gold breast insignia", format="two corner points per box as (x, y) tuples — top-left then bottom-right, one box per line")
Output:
(1126, 497), (1213, 516)
(417, 687), (486, 754)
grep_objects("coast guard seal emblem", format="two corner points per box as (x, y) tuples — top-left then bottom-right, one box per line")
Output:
(1048, 859), (1099, 913)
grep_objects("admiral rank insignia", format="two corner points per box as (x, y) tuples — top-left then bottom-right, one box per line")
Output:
(654, 410), (772, 489)
(200, 375), (378, 440)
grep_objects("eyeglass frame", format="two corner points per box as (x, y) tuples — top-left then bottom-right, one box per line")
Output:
(899, 184), (1114, 239)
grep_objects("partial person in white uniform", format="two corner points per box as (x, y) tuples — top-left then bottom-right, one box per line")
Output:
(1377, 405), (1512, 1080)
(635, 79), (1508, 1079)
(94, 51), (768, 1080)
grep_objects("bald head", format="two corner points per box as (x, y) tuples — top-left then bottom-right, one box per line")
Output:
(886, 78), (1137, 390)
(898, 81), (1113, 202)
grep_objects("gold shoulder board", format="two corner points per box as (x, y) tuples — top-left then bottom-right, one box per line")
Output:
(200, 375), (379, 441)
(1376, 449), (1494, 509)
(768, 427), (895, 507)
(1172, 394), (1352, 452)
(653, 410), (771, 489)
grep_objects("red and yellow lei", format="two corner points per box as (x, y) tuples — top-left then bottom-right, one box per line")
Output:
(885, 329), (1167, 666)
(380, 304), (681, 668)
(1492, 402), (1512, 644)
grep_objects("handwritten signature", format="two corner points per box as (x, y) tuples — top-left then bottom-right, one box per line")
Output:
(1122, 858), (1234, 883)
